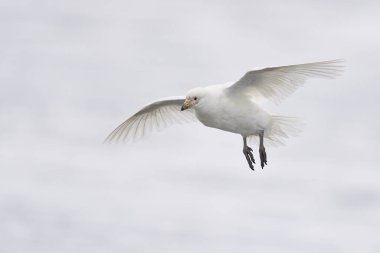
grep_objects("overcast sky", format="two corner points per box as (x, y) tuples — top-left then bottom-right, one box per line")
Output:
(0, 0), (379, 252)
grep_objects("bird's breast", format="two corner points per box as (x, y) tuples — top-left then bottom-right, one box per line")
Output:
(194, 97), (270, 136)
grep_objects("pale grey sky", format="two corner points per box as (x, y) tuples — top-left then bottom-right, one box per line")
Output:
(0, 0), (379, 252)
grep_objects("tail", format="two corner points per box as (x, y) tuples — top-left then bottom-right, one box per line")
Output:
(248, 115), (304, 147)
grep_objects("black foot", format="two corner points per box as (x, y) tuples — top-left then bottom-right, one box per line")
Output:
(259, 146), (267, 169)
(243, 146), (255, 170)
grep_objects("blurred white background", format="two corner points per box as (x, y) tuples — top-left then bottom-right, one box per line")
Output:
(0, 0), (379, 252)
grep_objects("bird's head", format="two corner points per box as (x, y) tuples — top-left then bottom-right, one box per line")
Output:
(181, 87), (206, 111)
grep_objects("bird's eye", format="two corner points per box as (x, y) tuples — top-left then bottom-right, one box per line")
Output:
(194, 97), (198, 100)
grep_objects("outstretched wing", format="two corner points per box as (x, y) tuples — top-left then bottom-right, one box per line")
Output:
(105, 96), (197, 143)
(226, 59), (344, 104)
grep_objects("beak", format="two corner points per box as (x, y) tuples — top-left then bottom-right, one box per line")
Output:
(181, 99), (192, 111)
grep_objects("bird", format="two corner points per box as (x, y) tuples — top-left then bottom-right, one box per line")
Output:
(105, 60), (344, 170)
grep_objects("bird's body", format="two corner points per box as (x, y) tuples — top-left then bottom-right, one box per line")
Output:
(105, 60), (344, 170)
(193, 84), (272, 137)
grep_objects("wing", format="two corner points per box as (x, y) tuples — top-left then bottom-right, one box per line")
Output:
(226, 59), (344, 104)
(105, 96), (197, 143)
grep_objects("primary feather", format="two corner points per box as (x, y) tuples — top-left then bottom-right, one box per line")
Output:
(104, 97), (197, 143)
(226, 59), (344, 104)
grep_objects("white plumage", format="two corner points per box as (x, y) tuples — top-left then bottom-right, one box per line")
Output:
(105, 97), (197, 142)
(105, 59), (344, 170)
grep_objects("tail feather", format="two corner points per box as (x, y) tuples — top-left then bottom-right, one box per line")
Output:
(248, 115), (304, 147)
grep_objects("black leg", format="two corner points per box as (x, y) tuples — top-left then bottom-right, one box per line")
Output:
(259, 131), (267, 169)
(242, 136), (255, 170)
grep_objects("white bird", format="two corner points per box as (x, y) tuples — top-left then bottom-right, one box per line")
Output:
(105, 60), (344, 170)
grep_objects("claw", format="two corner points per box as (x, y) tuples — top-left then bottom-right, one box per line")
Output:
(242, 137), (256, 171)
(259, 147), (267, 169)
(248, 151), (255, 164)
(243, 146), (255, 170)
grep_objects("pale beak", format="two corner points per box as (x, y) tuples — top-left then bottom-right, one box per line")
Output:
(181, 99), (192, 111)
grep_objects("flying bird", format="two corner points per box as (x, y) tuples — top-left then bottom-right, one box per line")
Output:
(105, 60), (344, 170)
